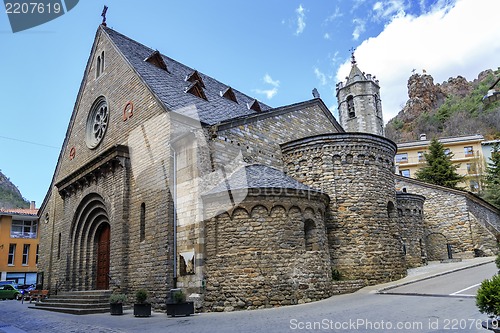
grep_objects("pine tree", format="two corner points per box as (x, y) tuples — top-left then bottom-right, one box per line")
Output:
(415, 138), (464, 189)
(483, 143), (500, 209)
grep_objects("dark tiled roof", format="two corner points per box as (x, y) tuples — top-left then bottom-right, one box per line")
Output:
(103, 27), (272, 125)
(205, 164), (320, 195)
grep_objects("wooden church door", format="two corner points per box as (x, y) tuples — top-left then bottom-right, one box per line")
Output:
(96, 224), (110, 290)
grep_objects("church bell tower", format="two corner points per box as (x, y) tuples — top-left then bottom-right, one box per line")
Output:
(336, 52), (384, 136)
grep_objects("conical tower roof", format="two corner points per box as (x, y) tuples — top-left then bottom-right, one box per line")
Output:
(346, 52), (366, 83)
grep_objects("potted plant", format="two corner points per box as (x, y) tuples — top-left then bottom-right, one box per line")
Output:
(109, 293), (127, 315)
(133, 289), (151, 317)
(166, 289), (194, 317)
(476, 274), (500, 332)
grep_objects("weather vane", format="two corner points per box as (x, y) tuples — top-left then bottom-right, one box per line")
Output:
(349, 47), (357, 65)
(101, 5), (108, 26)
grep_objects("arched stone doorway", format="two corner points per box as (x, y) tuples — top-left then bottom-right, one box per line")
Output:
(70, 193), (111, 290)
(96, 223), (110, 290)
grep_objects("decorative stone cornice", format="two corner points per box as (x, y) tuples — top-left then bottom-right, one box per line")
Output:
(55, 145), (129, 199)
(396, 192), (426, 203)
(280, 132), (397, 156)
(203, 187), (329, 219)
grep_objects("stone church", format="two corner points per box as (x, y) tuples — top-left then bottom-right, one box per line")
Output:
(38, 24), (500, 311)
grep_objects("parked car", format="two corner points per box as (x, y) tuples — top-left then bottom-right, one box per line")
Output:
(16, 284), (35, 300)
(0, 284), (20, 300)
(0, 281), (17, 286)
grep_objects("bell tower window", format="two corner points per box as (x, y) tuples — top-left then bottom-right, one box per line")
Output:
(347, 95), (355, 118)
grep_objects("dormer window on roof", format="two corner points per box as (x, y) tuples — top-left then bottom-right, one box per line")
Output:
(185, 80), (207, 100)
(247, 99), (262, 112)
(144, 50), (168, 71)
(185, 70), (205, 88)
(220, 87), (238, 103)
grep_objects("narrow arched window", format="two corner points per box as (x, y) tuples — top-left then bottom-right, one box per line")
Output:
(96, 56), (101, 78)
(374, 94), (381, 117)
(140, 203), (146, 241)
(96, 51), (105, 78)
(304, 220), (316, 251)
(387, 201), (395, 218)
(101, 51), (105, 73)
(57, 233), (61, 260)
(347, 95), (355, 118)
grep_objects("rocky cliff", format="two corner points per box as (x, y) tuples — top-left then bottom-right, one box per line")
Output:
(0, 171), (29, 209)
(386, 68), (500, 143)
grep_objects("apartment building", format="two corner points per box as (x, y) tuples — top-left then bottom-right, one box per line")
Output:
(0, 202), (39, 285)
(395, 134), (484, 192)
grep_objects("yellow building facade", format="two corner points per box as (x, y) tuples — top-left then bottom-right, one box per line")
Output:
(0, 204), (39, 285)
(395, 134), (484, 192)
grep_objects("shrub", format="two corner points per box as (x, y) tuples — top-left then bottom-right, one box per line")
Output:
(109, 293), (127, 304)
(476, 274), (500, 316)
(331, 269), (342, 281)
(173, 289), (186, 303)
(135, 289), (149, 304)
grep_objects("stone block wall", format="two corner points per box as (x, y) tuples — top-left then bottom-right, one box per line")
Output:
(396, 193), (426, 267)
(38, 29), (176, 309)
(210, 102), (340, 170)
(396, 176), (499, 260)
(281, 133), (407, 284)
(203, 189), (332, 311)
(331, 280), (366, 295)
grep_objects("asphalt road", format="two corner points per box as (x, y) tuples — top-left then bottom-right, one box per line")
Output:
(383, 262), (498, 298)
(0, 260), (497, 333)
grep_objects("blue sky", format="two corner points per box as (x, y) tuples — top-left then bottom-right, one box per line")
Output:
(1, 0), (499, 206)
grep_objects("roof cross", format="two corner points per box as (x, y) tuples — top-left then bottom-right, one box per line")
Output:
(349, 47), (357, 65)
(101, 5), (108, 26)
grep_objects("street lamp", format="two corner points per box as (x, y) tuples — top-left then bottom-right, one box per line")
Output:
(482, 76), (500, 104)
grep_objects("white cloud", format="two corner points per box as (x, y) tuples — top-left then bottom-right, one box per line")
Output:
(330, 51), (341, 66)
(314, 68), (327, 86)
(352, 0), (367, 11)
(324, 33), (331, 40)
(253, 88), (278, 99)
(295, 4), (306, 35)
(352, 18), (366, 40)
(336, 0), (500, 123)
(325, 6), (343, 23)
(263, 74), (280, 87)
(254, 74), (280, 99)
(372, 0), (407, 21)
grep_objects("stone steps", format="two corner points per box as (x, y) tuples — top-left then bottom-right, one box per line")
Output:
(30, 290), (112, 315)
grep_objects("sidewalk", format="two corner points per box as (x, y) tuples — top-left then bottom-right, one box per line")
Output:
(373, 256), (495, 293)
(0, 256), (495, 333)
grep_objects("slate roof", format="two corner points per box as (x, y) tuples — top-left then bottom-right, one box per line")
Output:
(103, 27), (273, 126)
(205, 164), (322, 195)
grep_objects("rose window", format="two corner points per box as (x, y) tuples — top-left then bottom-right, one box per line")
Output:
(86, 97), (109, 149)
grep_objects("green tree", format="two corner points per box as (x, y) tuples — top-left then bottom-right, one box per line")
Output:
(483, 143), (500, 209)
(415, 138), (464, 189)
